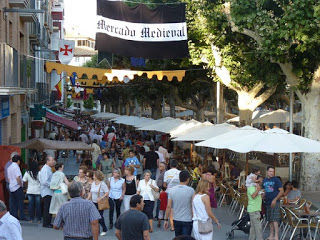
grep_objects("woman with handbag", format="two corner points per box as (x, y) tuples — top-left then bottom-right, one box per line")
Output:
(49, 163), (69, 215)
(192, 180), (221, 240)
(107, 168), (125, 229)
(87, 170), (109, 236)
(137, 169), (159, 233)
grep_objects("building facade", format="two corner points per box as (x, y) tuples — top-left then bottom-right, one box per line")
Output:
(0, 0), (55, 145)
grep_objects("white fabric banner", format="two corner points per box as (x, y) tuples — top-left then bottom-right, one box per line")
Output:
(96, 15), (187, 42)
(58, 40), (75, 64)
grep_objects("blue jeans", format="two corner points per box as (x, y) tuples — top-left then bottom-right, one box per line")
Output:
(155, 199), (160, 219)
(150, 168), (157, 180)
(10, 187), (25, 220)
(173, 220), (193, 237)
(27, 194), (42, 221)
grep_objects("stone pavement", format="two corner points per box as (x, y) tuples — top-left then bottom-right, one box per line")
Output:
(21, 205), (256, 240)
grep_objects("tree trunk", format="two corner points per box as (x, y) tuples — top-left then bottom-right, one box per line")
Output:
(195, 107), (205, 122)
(151, 99), (163, 119)
(237, 91), (255, 125)
(299, 86), (320, 191)
(168, 97), (176, 118)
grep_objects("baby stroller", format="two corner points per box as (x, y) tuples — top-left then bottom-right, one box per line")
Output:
(226, 212), (251, 239)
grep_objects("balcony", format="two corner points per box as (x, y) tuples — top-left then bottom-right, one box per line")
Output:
(19, 12), (37, 22)
(9, 0), (29, 8)
(29, 21), (41, 46)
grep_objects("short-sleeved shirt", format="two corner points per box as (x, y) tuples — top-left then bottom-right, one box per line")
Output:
(109, 177), (125, 199)
(115, 209), (150, 240)
(8, 162), (22, 192)
(287, 189), (301, 201)
(168, 185), (195, 222)
(164, 168), (180, 192)
(124, 157), (140, 176)
(263, 177), (283, 205)
(247, 186), (262, 213)
(22, 171), (40, 195)
(90, 181), (109, 203)
(54, 197), (101, 238)
(144, 151), (159, 169)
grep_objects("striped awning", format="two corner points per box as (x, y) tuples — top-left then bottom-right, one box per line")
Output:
(46, 62), (186, 82)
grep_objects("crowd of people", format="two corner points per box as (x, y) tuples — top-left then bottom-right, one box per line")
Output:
(1, 119), (305, 240)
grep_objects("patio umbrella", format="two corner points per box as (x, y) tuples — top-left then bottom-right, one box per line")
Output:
(227, 110), (270, 123)
(227, 128), (320, 153)
(195, 126), (261, 174)
(252, 109), (289, 124)
(172, 123), (237, 142)
(91, 112), (120, 120)
(170, 121), (213, 138)
(195, 126), (261, 148)
(12, 138), (94, 151)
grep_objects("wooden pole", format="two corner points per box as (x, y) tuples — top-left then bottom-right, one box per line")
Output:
(204, 147), (208, 169)
(246, 153), (249, 176)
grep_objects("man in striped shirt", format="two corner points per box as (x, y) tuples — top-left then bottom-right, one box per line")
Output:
(54, 181), (101, 240)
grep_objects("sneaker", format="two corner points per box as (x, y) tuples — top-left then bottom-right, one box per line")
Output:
(100, 232), (107, 236)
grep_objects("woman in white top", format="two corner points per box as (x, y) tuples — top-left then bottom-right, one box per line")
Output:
(137, 170), (159, 232)
(107, 168), (125, 229)
(49, 163), (69, 215)
(22, 160), (41, 223)
(192, 180), (221, 240)
(87, 170), (109, 236)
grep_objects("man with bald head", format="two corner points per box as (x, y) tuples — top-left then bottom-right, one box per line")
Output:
(39, 156), (55, 228)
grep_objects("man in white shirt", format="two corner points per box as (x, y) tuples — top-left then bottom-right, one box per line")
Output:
(158, 143), (170, 164)
(155, 146), (164, 163)
(7, 155), (26, 220)
(0, 200), (22, 240)
(80, 132), (89, 143)
(163, 159), (180, 230)
(39, 156), (55, 228)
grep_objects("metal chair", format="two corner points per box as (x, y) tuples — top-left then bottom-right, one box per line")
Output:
(294, 198), (306, 210)
(281, 208), (311, 240)
(218, 183), (229, 207)
(310, 218), (320, 240)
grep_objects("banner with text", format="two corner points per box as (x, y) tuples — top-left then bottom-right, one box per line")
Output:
(95, 0), (189, 59)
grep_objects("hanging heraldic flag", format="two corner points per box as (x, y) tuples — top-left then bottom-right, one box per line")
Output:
(59, 40), (75, 64)
(95, 0), (189, 59)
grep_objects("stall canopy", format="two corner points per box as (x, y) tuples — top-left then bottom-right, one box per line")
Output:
(46, 62), (186, 82)
(46, 111), (78, 130)
(137, 118), (186, 133)
(170, 121), (213, 138)
(172, 123), (237, 142)
(12, 138), (94, 151)
(91, 112), (120, 120)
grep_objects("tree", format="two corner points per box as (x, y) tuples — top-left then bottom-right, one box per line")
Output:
(83, 95), (94, 109)
(186, 0), (286, 124)
(222, 0), (320, 190)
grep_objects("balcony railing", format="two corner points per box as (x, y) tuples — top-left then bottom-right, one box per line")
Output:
(29, 21), (41, 46)
(9, 0), (30, 8)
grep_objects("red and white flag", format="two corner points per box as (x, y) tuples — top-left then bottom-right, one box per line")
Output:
(58, 40), (75, 64)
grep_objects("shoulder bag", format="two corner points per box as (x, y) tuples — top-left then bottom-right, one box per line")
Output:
(151, 180), (160, 200)
(98, 182), (110, 210)
(195, 195), (213, 234)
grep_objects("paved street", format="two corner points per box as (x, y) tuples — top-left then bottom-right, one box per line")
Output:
(21, 205), (253, 240)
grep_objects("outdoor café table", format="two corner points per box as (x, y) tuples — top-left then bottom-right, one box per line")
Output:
(281, 203), (299, 208)
(294, 210), (320, 218)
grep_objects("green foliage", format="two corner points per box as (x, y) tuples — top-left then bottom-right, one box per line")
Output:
(230, 0), (320, 92)
(83, 95), (94, 109)
(186, 0), (286, 90)
(67, 98), (73, 108)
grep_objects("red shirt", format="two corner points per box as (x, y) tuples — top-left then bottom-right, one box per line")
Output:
(159, 191), (168, 210)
